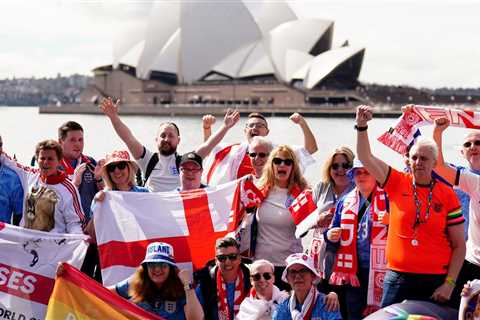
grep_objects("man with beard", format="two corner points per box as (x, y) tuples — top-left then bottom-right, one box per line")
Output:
(202, 112), (317, 186)
(100, 97), (239, 192)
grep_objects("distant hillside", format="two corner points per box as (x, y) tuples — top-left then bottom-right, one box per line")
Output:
(0, 74), (91, 106)
(0, 75), (478, 107)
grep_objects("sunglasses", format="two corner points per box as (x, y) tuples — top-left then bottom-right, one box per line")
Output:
(107, 161), (128, 172)
(287, 268), (311, 277)
(331, 162), (351, 170)
(248, 152), (268, 158)
(251, 272), (273, 281)
(246, 122), (267, 129)
(216, 253), (239, 262)
(463, 140), (480, 148)
(272, 158), (293, 166)
(146, 262), (169, 269)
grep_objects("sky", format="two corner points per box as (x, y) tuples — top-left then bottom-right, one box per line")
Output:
(0, 0), (479, 88)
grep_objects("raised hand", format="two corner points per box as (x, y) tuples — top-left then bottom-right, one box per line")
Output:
(355, 105), (373, 126)
(100, 97), (120, 118)
(202, 114), (216, 129)
(289, 112), (306, 125)
(433, 117), (450, 133)
(223, 109), (240, 129)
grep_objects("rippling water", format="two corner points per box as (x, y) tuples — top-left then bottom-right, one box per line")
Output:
(0, 106), (472, 184)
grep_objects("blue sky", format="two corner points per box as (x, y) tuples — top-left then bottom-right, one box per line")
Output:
(1, 0), (479, 88)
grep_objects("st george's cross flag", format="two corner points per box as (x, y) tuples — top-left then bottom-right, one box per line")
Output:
(94, 178), (257, 286)
(0, 222), (88, 319)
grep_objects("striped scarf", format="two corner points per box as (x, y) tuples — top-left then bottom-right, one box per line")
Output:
(329, 186), (388, 313)
(289, 285), (317, 320)
(216, 267), (246, 320)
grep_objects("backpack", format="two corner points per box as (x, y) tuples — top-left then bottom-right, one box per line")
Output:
(137, 153), (182, 187)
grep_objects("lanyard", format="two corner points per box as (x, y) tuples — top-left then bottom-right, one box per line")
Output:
(412, 179), (435, 229)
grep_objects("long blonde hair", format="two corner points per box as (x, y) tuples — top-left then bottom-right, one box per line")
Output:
(102, 162), (137, 190)
(258, 145), (309, 193)
(320, 146), (355, 184)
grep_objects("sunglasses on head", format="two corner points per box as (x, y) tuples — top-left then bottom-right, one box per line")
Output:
(216, 253), (239, 262)
(463, 140), (480, 148)
(272, 157), (293, 166)
(248, 152), (268, 158)
(107, 161), (128, 172)
(331, 162), (351, 170)
(251, 272), (273, 281)
(246, 122), (267, 129)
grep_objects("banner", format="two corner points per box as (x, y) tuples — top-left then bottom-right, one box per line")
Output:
(378, 105), (480, 154)
(0, 222), (88, 319)
(45, 263), (164, 319)
(95, 179), (247, 286)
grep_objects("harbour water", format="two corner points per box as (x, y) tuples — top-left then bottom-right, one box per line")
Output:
(0, 106), (472, 184)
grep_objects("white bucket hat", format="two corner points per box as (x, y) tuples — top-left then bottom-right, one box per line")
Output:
(281, 253), (320, 283)
(141, 242), (177, 268)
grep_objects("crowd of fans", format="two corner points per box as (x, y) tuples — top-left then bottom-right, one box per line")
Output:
(1, 99), (479, 319)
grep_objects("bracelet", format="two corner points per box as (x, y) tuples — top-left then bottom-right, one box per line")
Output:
(445, 275), (456, 287)
(183, 282), (194, 291)
(354, 124), (368, 131)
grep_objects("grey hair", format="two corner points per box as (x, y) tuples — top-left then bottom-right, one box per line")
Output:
(249, 259), (275, 273)
(410, 137), (438, 160)
(249, 136), (273, 153)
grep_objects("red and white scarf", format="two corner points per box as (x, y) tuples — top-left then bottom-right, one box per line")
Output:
(289, 285), (318, 320)
(378, 105), (480, 155)
(329, 186), (388, 312)
(216, 267), (246, 320)
(59, 155), (91, 178)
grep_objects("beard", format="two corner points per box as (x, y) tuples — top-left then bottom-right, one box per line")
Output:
(159, 142), (177, 156)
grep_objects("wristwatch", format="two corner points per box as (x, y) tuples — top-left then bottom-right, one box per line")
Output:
(183, 282), (194, 291)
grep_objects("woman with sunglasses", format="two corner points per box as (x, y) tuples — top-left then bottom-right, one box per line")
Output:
(307, 147), (355, 281)
(111, 242), (204, 319)
(253, 145), (309, 290)
(273, 253), (342, 320)
(237, 259), (289, 320)
(84, 150), (149, 275)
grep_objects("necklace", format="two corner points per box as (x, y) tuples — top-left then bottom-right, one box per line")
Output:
(411, 179), (435, 246)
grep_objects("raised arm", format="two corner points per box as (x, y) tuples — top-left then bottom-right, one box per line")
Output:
(202, 114), (216, 142)
(355, 105), (389, 186)
(432, 117), (457, 185)
(195, 109), (240, 159)
(289, 113), (318, 154)
(99, 98), (144, 159)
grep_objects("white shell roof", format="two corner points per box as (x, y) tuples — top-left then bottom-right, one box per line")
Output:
(304, 46), (365, 89)
(265, 18), (333, 82)
(136, 1), (180, 79)
(110, 1), (364, 87)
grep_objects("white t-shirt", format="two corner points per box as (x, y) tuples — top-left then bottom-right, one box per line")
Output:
(255, 186), (302, 266)
(136, 147), (180, 192)
(457, 171), (480, 266)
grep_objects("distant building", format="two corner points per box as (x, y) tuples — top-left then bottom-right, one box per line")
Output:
(80, 0), (366, 108)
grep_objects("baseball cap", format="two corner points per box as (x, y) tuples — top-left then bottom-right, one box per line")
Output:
(180, 151), (202, 169)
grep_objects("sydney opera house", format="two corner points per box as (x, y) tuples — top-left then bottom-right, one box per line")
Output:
(79, 1), (366, 109)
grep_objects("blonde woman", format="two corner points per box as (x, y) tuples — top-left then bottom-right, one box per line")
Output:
(254, 145), (309, 290)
